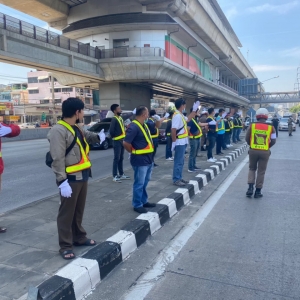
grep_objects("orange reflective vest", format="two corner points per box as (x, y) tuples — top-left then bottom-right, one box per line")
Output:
(113, 116), (125, 140)
(131, 120), (154, 155)
(57, 120), (92, 174)
(174, 111), (188, 139)
(149, 118), (159, 138)
(250, 123), (272, 151)
(189, 118), (203, 139)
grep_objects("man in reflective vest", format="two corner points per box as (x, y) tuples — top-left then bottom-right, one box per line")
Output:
(171, 98), (200, 187)
(47, 98), (106, 260)
(165, 110), (175, 161)
(147, 109), (167, 167)
(109, 104), (136, 183)
(216, 108), (228, 155)
(245, 108), (276, 198)
(124, 106), (157, 214)
(0, 122), (20, 233)
(224, 113), (233, 148)
(187, 109), (208, 172)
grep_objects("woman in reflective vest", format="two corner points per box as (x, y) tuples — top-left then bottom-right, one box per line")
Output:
(245, 108), (276, 198)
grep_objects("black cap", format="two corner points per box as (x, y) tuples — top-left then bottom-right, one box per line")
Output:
(175, 98), (186, 109)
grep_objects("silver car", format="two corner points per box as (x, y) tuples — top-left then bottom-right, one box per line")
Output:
(278, 118), (296, 131)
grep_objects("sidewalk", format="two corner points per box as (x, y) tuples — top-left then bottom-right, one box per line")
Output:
(0, 139), (247, 299)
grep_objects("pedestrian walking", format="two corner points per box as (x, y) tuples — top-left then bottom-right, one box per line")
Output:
(165, 111), (174, 161)
(216, 108), (227, 155)
(288, 116), (293, 136)
(109, 104), (136, 183)
(171, 98), (199, 186)
(123, 106), (157, 214)
(187, 109), (208, 172)
(47, 98), (106, 260)
(147, 110), (164, 167)
(245, 108), (276, 198)
(206, 108), (218, 162)
(0, 122), (20, 233)
(271, 115), (279, 137)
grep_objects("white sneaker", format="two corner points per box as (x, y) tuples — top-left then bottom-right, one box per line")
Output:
(113, 176), (122, 183)
(120, 174), (130, 180)
(166, 157), (174, 161)
(188, 169), (195, 173)
(212, 157), (217, 162)
(207, 158), (215, 163)
(226, 144), (232, 148)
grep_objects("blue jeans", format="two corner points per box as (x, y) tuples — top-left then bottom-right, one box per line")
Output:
(132, 164), (153, 208)
(165, 136), (172, 159)
(236, 128), (242, 141)
(188, 138), (200, 170)
(173, 144), (186, 182)
(232, 128), (237, 143)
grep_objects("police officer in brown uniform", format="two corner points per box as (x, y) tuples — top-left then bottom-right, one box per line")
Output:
(245, 108), (276, 198)
(288, 116), (293, 136)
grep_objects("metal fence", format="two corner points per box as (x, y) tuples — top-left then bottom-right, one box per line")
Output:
(0, 13), (165, 61)
(0, 13), (101, 59)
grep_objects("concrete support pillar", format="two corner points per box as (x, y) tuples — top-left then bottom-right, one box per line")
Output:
(0, 35), (8, 51)
(98, 82), (151, 111)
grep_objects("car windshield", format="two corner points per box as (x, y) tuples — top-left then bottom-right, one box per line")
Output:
(89, 123), (110, 132)
(280, 118), (288, 123)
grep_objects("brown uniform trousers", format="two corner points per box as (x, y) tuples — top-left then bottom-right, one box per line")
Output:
(57, 181), (88, 252)
(248, 149), (271, 189)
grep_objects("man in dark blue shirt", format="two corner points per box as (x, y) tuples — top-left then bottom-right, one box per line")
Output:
(124, 106), (156, 214)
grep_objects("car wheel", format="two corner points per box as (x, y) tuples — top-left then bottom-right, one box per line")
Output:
(101, 139), (109, 150)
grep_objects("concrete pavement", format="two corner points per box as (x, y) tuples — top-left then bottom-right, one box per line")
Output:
(110, 130), (300, 300)
(0, 137), (247, 299)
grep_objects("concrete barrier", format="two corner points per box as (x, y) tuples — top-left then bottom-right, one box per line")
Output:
(2, 128), (51, 142)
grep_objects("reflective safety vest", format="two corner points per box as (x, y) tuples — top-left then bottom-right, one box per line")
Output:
(149, 118), (159, 138)
(235, 118), (243, 128)
(218, 119), (225, 131)
(113, 116), (125, 140)
(131, 120), (154, 155)
(57, 120), (92, 174)
(0, 152), (2, 158)
(163, 119), (171, 136)
(189, 118), (203, 139)
(174, 112), (188, 139)
(229, 120), (234, 129)
(225, 120), (230, 132)
(250, 123), (272, 151)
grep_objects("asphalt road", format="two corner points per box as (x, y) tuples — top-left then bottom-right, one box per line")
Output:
(87, 129), (300, 300)
(1, 139), (165, 213)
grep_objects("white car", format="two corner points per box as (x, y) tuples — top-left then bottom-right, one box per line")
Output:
(278, 118), (296, 131)
(18, 123), (35, 129)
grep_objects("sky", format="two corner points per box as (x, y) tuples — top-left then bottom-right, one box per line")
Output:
(0, 1), (299, 92)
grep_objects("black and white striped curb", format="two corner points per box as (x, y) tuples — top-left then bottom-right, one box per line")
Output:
(31, 144), (248, 300)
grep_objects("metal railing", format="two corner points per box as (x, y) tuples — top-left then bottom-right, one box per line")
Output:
(0, 13), (101, 59)
(219, 82), (238, 94)
(0, 13), (166, 61)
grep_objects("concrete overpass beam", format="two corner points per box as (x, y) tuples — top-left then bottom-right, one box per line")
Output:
(0, 0), (69, 29)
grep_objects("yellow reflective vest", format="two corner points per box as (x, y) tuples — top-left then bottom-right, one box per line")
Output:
(57, 120), (92, 174)
(189, 118), (203, 139)
(131, 120), (154, 155)
(174, 111), (188, 139)
(112, 116), (125, 140)
(149, 118), (159, 138)
(250, 123), (272, 151)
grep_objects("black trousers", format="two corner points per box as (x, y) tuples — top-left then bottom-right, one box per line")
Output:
(216, 134), (224, 154)
(112, 140), (124, 177)
(207, 133), (216, 159)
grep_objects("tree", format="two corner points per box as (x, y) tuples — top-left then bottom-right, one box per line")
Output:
(290, 104), (300, 113)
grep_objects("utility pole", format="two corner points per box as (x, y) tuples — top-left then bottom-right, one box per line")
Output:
(51, 74), (57, 124)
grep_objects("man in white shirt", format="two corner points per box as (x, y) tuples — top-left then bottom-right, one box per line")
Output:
(171, 98), (199, 186)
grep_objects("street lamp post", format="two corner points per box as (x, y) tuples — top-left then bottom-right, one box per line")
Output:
(259, 76), (279, 108)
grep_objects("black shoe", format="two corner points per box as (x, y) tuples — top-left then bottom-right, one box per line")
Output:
(154, 163), (159, 167)
(246, 184), (254, 197)
(143, 202), (156, 208)
(254, 189), (263, 198)
(134, 207), (148, 213)
(181, 179), (189, 184)
(201, 146), (206, 151)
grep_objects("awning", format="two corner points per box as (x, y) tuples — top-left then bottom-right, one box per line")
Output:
(27, 87), (39, 90)
(38, 75), (49, 80)
(44, 97), (61, 100)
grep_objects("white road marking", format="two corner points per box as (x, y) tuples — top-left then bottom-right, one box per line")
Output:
(121, 156), (249, 300)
